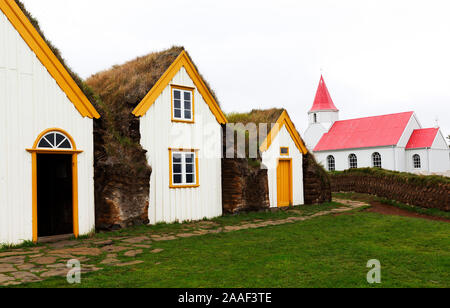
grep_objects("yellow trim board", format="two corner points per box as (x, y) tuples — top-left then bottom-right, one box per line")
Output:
(0, 0), (100, 119)
(29, 128), (80, 242)
(260, 110), (308, 155)
(133, 51), (227, 124)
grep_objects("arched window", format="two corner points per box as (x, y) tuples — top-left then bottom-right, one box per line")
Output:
(327, 155), (335, 171)
(313, 113), (318, 123)
(36, 131), (73, 150)
(349, 154), (358, 169)
(372, 152), (382, 168)
(413, 154), (421, 169)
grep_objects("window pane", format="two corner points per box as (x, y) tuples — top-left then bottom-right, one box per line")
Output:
(186, 163), (193, 173)
(173, 154), (182, 163)
(59, 140), (72, 149)
(173, 174), (182, 184)
(186, 174), (194, 184)
(38, 138), (52, 148)
(174, 90), (181, 99)
(184, 110), (192, 119)
(184, 101), (191, 110)
(184, 92), (191, 101)
(174, 109), (182, 118)
(55, 133), (65, 146)
(281, 148), (288, 154)
(173, 163), (182, 174)
(45, 134), (55, 147)
(174, 99), (181, 109)
(186, 154), (194, 163)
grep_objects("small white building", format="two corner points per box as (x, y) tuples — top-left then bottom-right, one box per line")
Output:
(132, 50), (227, 224)
(0, 0), (100, 244)
(304, 76), (450, 174)
(260, 111), (308, 207)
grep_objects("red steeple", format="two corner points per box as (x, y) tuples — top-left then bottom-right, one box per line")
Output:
(310, 75), (338, 112)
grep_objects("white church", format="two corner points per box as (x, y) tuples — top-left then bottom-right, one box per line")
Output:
(304, 76), (450, 174)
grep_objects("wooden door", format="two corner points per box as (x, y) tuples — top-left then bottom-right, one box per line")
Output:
(277, 160), (292, 207)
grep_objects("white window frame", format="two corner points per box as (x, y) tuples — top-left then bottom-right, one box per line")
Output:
(170, 149), (198, 188)
(327, 155), (336, 171)
(37, 131), (73, 150)
(372, 152), (382, 168)
(349, 154), (358, 169)
(172, 86), (194, 122)
(413, 154), (421, 169)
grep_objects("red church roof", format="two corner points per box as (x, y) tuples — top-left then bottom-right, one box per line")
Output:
(310, 76), (339, 112)
(405, 128), (439, 149)
(314, 111), (414, 152)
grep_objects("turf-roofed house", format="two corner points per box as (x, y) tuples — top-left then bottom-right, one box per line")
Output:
(87, 47), (227, 226)
(260, 110), (309, 207)
(0, 0), (100, 244)
(224, 109), (314, 211)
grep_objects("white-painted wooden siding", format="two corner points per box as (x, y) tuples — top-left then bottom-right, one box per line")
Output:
(0, 11), (95, 244)
(261, 126), (304, 208)
(140, 67), (223, 224)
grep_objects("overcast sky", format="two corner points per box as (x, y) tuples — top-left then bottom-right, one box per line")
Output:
(21, 0), (450, 141)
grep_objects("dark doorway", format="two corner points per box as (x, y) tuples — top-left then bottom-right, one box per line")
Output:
(37, 154), (73, 237)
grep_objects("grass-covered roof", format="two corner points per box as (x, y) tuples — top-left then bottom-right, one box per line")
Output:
(227, 108), (285, 125)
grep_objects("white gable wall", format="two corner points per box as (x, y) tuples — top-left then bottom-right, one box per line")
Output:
(0, 11), (95, 244)
(304, 123), (328, 151)
(261, 126), (304, 208)
(430, 131), (450, 172)
(139, 67), (223, 224)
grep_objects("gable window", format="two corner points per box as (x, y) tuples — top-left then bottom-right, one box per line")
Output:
(172, 85), (194, 123)
(327, 155), (335, 171)
(280, 147), (289, 156)
(169, 149), (199, 188)
(413, 154), (421, 169)
(348, 154), (358, 169)
(372, 152), (382, 168)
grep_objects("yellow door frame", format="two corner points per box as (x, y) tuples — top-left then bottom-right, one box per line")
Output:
(277, 158), (293, 207)
(26, 128), (83, 243)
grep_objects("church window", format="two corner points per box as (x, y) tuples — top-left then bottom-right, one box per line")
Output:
(413, 154), (421, 169)
(327, 155), (335, 171)
(372, 152), (382, 168)
(349, 154), (358, 169)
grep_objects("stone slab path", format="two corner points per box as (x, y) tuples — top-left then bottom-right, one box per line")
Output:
(0, 199), (369, 287)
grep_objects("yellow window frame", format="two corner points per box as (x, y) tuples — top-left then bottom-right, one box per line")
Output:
(171, 85), (195, 124)
(169, 148), (200, 189)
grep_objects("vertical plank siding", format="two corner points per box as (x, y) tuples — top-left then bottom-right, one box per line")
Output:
(140, 67), (223, 224)
(262, 126), (305, 208)
(0, 11), (95, 244)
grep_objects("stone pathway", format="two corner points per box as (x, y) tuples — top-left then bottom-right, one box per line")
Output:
(0, 199), (369, 287)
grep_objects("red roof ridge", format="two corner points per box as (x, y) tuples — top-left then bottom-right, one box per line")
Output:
(333, 111), (415, 124)
(309, 75), (339, 112)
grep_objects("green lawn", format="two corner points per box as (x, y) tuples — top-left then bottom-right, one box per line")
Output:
(13, 210), (450, 288)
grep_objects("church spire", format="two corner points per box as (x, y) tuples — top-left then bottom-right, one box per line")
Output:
(310, 75), (338, 112)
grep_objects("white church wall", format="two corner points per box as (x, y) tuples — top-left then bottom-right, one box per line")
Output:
(405, 149), (429, 173)
(397, 114), (421, 147)
(315, 147), (396, 171)
(304, 123), (328, 150)
(429, 149), (450, 172)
